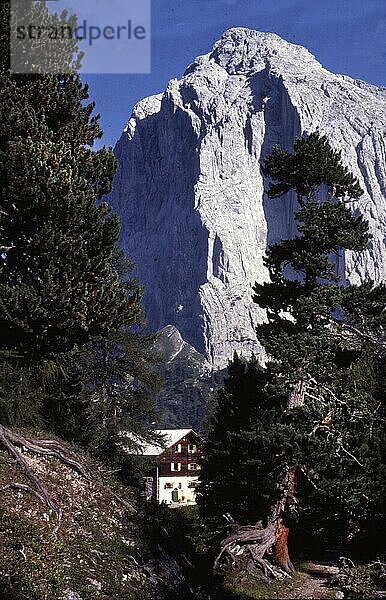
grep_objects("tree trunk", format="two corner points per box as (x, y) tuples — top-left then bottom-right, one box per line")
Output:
(268, 381), (304, 573)
(267, 465), (296, 574)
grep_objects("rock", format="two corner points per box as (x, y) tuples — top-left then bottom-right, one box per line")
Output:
(109, 28), (386, 368)
(62, 591), (83, 600)
(144, 545), (195, 600)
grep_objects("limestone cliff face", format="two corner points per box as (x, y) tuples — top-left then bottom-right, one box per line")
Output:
(109, 28), (386, 368)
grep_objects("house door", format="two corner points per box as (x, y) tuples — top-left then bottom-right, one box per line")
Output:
(172, 488), (179, 502)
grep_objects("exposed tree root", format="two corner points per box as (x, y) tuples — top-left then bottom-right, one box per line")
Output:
(214, 521), (294, 579)
(0, 425), (64, 533)
(0, 426), (90, 479)
(215, 466), (297, 578)
(2, 482), (47, 506)
(0, 424), (137, 532)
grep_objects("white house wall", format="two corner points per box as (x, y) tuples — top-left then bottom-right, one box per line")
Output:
(158, 476), (199, 505)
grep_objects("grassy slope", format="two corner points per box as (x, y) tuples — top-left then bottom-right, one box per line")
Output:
(0, 434), (152, 600)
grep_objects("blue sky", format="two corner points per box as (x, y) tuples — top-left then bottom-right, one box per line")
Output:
(85, 0), (386, 149)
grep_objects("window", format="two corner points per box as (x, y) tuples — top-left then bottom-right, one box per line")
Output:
(170, 462), (181, 472)
(174, 443), (182, 453)
(188, 444), (197, 454)
(188, 481), (198, 489)
(164, 482), (173, 489)
(178, 483), (182, 489)
(188, 463), (201, 470)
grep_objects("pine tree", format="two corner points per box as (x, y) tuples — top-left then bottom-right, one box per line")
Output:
(1, 2), (120, 424)
(0, 1), (160, 426)
(257, 135), (385, 571)
(197, 354), (279, 527)
(0, 1), (161, 525)
(40, 249), (163, 465)
(199, 133), (386, 576)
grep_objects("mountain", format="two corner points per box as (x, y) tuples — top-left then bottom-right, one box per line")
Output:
(152, 325), (225, 432)
(109, 28), (386, 369)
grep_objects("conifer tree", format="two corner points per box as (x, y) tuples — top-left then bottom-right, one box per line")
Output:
(1, 1), (120, 425)
(199, 133), (386, 576)
(0, 0), (159, 424)
(0, 1), (160, 523)
(39, 249), (162, 463)
(197, 355), (275, 526)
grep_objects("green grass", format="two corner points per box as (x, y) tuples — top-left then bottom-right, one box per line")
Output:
(219, 567), (310, 599)
(0, 511), (66, 600)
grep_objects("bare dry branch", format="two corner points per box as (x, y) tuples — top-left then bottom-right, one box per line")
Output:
(299, 467), (319, 490)
(338, 443), (364, 467)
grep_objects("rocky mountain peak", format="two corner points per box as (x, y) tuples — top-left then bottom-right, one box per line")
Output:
(109, 31), (386, 369)
(207, 28), (321, 75)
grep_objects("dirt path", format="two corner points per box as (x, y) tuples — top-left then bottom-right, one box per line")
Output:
(291, 563), (340, 599)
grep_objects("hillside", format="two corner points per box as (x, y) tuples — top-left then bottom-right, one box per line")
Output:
(0, 430), (194, 600)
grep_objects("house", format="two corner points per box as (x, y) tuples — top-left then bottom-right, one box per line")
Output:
(133, 429), (202, 506)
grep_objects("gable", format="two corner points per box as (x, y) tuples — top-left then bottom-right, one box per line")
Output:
(125, 428), (200, 456)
